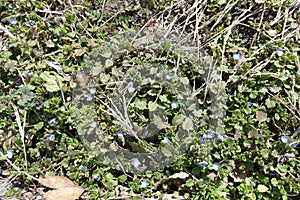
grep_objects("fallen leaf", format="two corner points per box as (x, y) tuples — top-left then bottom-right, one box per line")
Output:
(39, 176), (76, 189)
(87, 38), (97, 47)
(220, 177), (228, 189)
(43, 186), (84, 200)
(1, 169), (11, 176)
(266, 29), (277, 36)
(75, 48), (85, 56)
(169, 172), (189, 179)
(207, 172), (217, 182)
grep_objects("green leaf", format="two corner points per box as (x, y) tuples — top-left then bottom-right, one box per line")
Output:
(148, 101), (158, 111)
(135, 100), (147, 110)
(34, 122), (44, 130)
(182, 117), (193, 131)
(257, 184), (268, 193)
(275, 113), (280, 120)
(185, 179), (194, 187)
(271, 178), (278, 186)
(40, 72), (63, 92)
(160, 145), (173, 157)
(172, 114), (184, 125)
(260, 149), (269, 159)
(119, 175), (127, 183)
(99, 73), (110, 83)
(105, 59), (113, 67)
(147, 89), (158, 96)
(159, 95), (168, 102)
(256, 107), (267, 123)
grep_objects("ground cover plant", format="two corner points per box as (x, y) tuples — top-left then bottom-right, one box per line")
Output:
(0, 0), (300, 199)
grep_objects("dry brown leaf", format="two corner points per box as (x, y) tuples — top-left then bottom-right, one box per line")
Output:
(169, 172), (189, 179)
(87, 38), (97, 47)
(75, 48), (85, 56)
(43, 186), (84, 200)
(71, 42), (81, 48)
(1, 169), (11, 176)
(266, 29), (277, 36)
(39, 176), (76, 189)
(207, 172), (217, 182)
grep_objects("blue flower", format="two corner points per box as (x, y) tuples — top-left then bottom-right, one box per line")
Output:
(199, 137), (204, 143)
(82, 166), (87, 172)
(47, 134), (55, 141)
(204, 180), (209, 184)
(194, 144), (199, 149)
(6, 150), (14, 159)
(232, 53), (240, 61)
(248, 180), (255, 185)
(76, 71), (83, 79)
(86, 94), (94, 101)
(170, 101), (179, 109)
(50, 119), (56, 126)
(247, 102), (253, 107)
(9, 19), (17, 24)
(90, 121), (97, 128)
(281, 135), (290, 144)
(140, 180), (149, 188)
(258, 132), (264, 138)
(276, 47), (284, 56)
(26, 71), (33, 77)
(117, 131), (123, 137)
(29, 20), (35, 26)
(212, 163), (221, 171)
(291, 143), (297, 147)
(94, 173), (100, 179)
(217, 134), (225, 141)
(206, 131), (215, 139)
(162, 137), (171, 143)
(89, 87), (96, 94)
(80, 35), (86, 39)
(199, 161), (208, 168)
(156, 70), (163, 77)
(166, 73), (172, 80)
(229, 93), (234, 98)
(131, 158), (141, 168)
(76, 21), (81, 27)
(159, 38), (165, 43)
(127, 85), (136, 94)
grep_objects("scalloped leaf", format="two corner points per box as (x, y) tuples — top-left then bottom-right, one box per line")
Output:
(39, 176), (76, 189)
(257, 184), (268, 193)
(44, 186), (84, 200)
